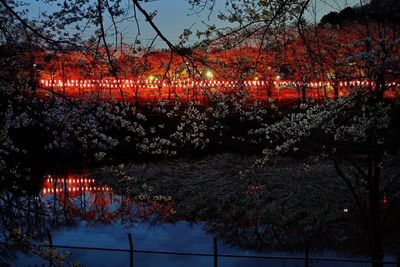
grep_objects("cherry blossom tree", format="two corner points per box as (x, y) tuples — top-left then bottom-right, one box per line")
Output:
(0, 1), (399, 267)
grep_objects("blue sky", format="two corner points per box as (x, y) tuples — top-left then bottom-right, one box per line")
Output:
(118, 0), (359, 47)
(27, 0), (361, 47)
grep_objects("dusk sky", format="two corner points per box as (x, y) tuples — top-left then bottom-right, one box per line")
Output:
(27, 0), (362, 47)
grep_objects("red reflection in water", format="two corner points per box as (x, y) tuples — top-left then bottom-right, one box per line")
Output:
(41, 174), (176, 225)
(42, 175), (111, 195)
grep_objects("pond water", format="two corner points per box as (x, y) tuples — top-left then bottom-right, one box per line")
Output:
(0, 173), (397, 266)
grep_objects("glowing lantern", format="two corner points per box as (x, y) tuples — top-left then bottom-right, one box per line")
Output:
(205, 70), (214, 79)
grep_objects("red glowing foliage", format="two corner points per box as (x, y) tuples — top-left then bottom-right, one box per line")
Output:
(29, 22), (400, 102)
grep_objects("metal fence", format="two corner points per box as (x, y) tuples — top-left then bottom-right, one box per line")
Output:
(1, 231), (399, 267)
(26, 244), (399, 267)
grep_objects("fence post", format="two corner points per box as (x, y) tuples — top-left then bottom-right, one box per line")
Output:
(213, 237), (218, 267)
(128, 233), (133, 267)
(46, 229), (54, 267)
(46, 229), (53, 248)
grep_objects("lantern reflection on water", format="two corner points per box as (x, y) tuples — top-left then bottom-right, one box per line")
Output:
(40, 174), (176, 224)
(42, 175), (111, 195)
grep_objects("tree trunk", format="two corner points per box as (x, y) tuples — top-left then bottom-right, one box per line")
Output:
(30, 64), (37, 92)
(333, 82), (339, 98)
(368, 186), (384, 267)
(304, 242), (310, 267)
(367, 67), (387, 267)
(375, 75), (386, 100)
(301, 85), (307, 102)
(367, 136), (384, 267)
(267, 78), (273, 98)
